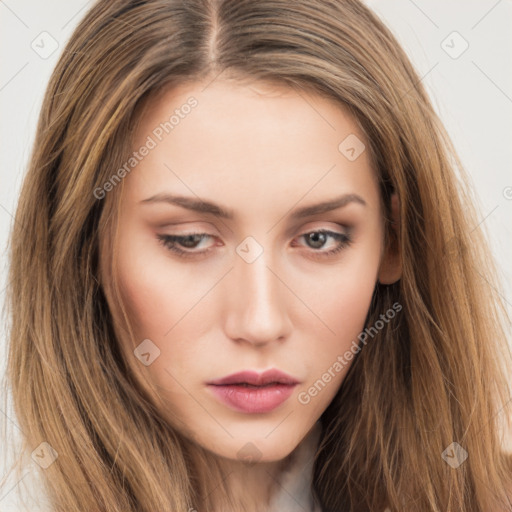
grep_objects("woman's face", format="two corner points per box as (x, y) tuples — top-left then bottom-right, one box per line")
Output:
(106, 77), (393, 462)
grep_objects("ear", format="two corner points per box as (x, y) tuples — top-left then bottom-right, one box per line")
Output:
(378, 193), (402, 284)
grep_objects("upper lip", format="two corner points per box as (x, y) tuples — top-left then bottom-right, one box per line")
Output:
(207, 369), (300, 386)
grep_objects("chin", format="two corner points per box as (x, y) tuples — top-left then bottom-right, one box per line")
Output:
(201, 422), (307, 464)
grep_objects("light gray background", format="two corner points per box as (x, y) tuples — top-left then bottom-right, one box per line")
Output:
(1, 1), (511, 509)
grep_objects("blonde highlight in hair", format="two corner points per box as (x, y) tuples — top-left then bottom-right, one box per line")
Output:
(4, 0), (512, 510)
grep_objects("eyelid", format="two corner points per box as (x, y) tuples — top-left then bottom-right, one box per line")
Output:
(297, 222), (350, 235)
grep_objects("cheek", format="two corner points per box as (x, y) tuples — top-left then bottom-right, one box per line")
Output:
(314, 268), (375, 365)
(113, 228), (223, 390)
(113, 240), (211, 409)
(115, 226), (200, 338)
(299, 234), (381, 337)
(293, 235), (382, 399)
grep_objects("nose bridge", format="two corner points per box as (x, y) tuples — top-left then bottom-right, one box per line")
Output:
(224, 236), (291, 345)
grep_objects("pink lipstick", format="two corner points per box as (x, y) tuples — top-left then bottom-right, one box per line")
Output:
(206, 369), (299, 414)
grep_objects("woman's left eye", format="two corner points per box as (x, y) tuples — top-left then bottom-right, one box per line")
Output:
(156, 229), (352, 260)
(293, 230), (352, 258)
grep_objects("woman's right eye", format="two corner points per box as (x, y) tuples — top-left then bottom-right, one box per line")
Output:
(156, 233), (215, 258)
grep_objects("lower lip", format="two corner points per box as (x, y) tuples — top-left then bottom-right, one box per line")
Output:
(207, 383), (297, 413)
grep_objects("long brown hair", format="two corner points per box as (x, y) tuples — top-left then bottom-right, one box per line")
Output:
(3, 0), (512, 510)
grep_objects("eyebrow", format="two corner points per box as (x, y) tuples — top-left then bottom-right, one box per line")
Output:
(139, 192), (366, 219)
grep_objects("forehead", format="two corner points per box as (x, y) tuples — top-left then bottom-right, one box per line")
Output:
(124, 78), (379, 216)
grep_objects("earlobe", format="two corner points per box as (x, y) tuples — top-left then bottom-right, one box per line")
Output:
(378, 193), (402, 285)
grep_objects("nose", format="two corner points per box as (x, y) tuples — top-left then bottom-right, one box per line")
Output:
(222, 244), (292, 347)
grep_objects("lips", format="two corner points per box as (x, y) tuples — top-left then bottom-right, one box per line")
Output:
(206, 369), (300, 414)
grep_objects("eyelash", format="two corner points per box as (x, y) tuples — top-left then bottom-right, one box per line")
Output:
(156, 229), (352, 260)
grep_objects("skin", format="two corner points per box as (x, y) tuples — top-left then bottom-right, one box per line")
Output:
(103, 76), (400, 511)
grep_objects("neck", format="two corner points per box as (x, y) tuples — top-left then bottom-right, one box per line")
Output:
(191, 421), (322, 512)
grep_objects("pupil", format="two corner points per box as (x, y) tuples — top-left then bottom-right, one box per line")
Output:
(308, 232), (326, 249)
(182, 234), (201, 248)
